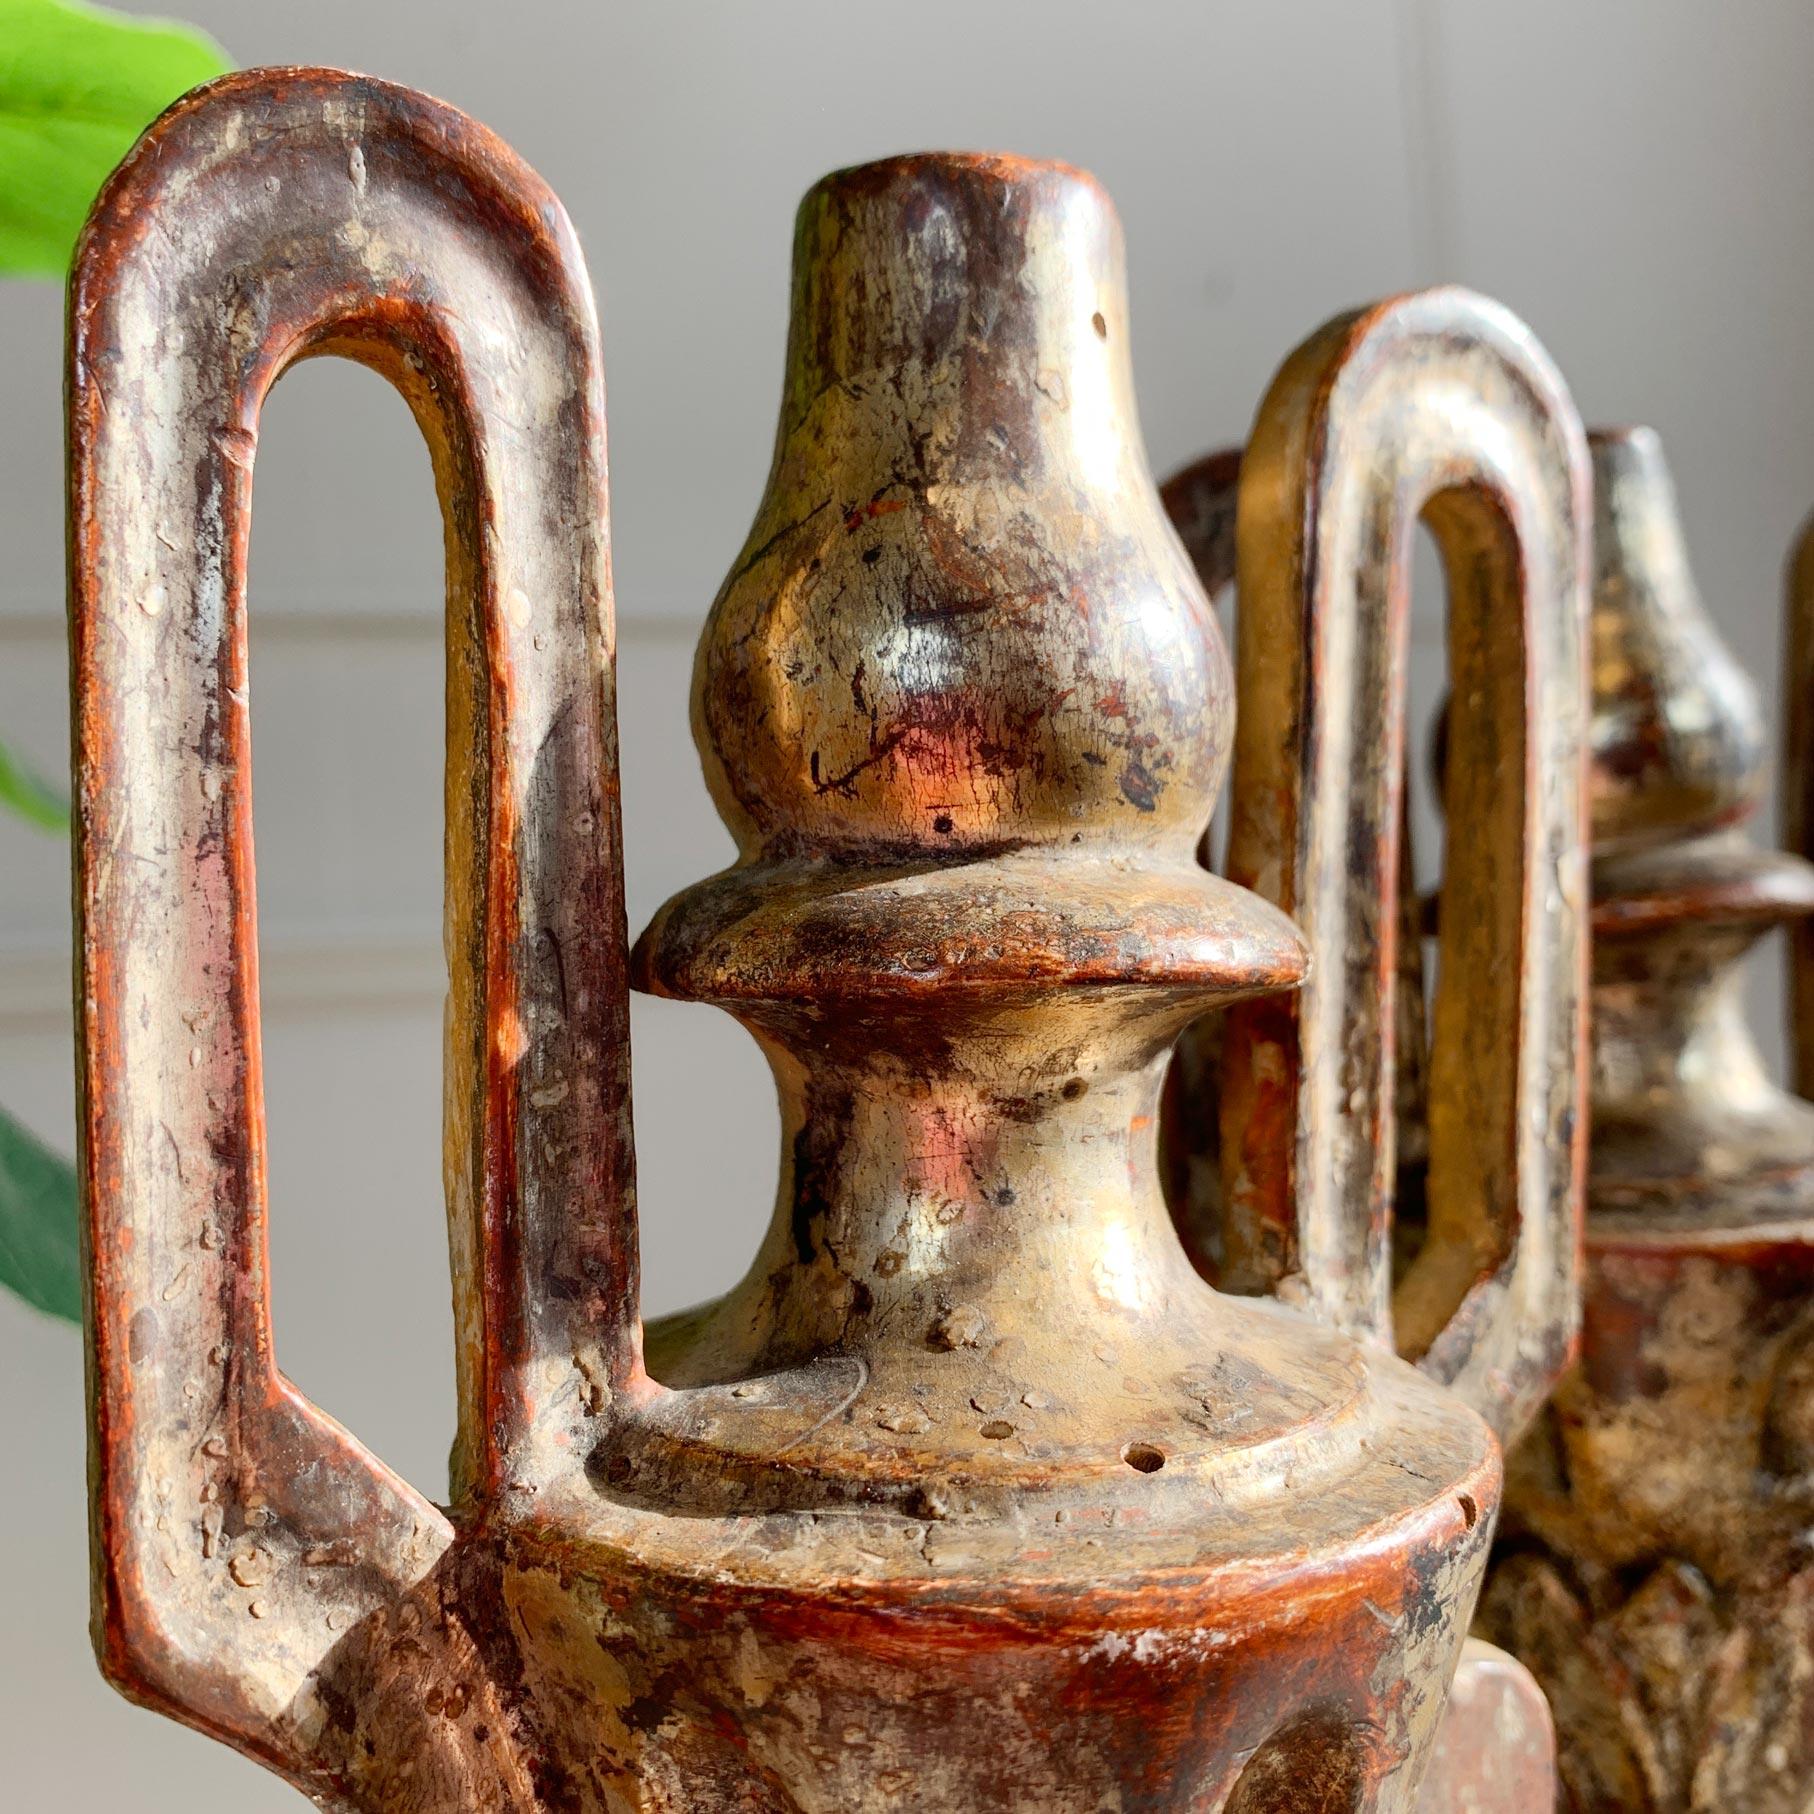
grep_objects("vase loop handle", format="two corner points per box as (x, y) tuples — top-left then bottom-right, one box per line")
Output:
(72, 67), (636, 1757)
(1216, 288), (1591, 1443)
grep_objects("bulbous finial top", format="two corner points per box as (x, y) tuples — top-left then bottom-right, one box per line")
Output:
(1590, 426), (1765, 850)
(692, 152), (1228, 864)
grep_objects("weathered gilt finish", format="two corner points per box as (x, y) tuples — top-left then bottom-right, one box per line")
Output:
(1160, 291), (1593, 1444)
(77, 69), (1585, 1811)
(1159, 291), (1594, 1811)
(1213, 294), (1590, 1442)
(73, 67), (630, 1809)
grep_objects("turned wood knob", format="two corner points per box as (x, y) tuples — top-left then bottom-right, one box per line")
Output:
(694, 153), (1230, 864)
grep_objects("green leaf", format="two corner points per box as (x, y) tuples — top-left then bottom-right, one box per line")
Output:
(0, 1103), (79, 1322)
(0, 733), (68, 831)
(0, 0), (230, 276)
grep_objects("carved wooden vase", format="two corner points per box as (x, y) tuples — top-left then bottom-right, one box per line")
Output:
(1461, 427), (1814, 1813)
(73, 68), (1587, 1812)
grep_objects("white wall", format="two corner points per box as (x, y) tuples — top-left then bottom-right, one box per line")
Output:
(3, 2), (1813, 1803)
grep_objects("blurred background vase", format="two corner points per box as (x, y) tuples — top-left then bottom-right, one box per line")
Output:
(1472, 428), (1814, 1813)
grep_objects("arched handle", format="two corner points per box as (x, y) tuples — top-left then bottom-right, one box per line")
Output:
(1217, 289), (1590, 1443)
(71, 68), (636, 1764)
(1160, 448), (1433, 1273)
(1786, 510), (1814, 1097)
